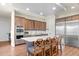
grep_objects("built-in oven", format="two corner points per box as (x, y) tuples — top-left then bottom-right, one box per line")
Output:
(15, 35), (25, 45)
(15, 26), (25, 45)
(16, 26), (24, 35)
(16, 35), (23, 39)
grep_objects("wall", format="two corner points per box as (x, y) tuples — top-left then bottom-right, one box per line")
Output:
(0, 16), (11, 41)
(45, 15), (55, 36)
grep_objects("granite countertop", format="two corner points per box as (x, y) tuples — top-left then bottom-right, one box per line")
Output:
(21, 35), (54, 42)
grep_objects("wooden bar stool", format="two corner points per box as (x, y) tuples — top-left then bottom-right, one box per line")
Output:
(56, 36), (62, 56)
(51, 37), (59, 56)
(44, 37), (51, 56)
(27, 38), (44, 56)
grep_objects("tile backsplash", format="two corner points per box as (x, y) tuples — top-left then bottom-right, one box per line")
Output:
(24, 30), (47, 36)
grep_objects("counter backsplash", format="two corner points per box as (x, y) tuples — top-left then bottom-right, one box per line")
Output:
(24, 30), (48, 36)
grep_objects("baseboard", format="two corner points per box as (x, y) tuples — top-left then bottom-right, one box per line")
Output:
(0, 39), (9, 42)
(0, 41), (9, 43)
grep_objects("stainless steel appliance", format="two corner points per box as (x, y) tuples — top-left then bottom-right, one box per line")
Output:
(16, 26), (24, 35)
(56, 19), (79, 48)
(15, 26), (25, 45)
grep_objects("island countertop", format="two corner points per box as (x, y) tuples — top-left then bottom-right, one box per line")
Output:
(21, 35), (55, 42)
(21, 35), (65, 50)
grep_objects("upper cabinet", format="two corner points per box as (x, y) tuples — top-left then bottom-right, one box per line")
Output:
(34, 21), (39, 30)
(34, 21), (46, 30)
(15, 16), (25, 28)
(25, 20), (34, 30)
(71, 15), (79, 20)
(56, 15), (79, 22)
(42, 22), (46, 30)
(15, 16), (46, 30)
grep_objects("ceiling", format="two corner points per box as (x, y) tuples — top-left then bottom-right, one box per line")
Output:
(12, 3), (65, 16)
(0, 3), (79, 17)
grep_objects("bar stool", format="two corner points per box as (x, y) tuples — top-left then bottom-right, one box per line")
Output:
(51, 37), (59, 56)
(56, 36), (62, 56)
(44, 37), (51, 56)
(27, 38), (44, 56)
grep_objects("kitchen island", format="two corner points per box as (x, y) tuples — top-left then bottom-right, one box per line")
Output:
(21, 35), (65, 55)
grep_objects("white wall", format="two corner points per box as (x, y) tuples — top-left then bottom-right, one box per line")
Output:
(45, 15), (55, 36)
(0, 16), (11, 41)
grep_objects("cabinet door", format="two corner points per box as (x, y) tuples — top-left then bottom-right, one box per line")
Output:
(15, 16), (25, 28)
(34, 21), (46, 30)
(75, 15), (79, 20)
(15, 16), (21, 26)
(20, 17), (25, 28)
(71, 16), (76, 20)
(35, 21), (38, 30)
(25, 19), (29, 30)
(28, 20), (34, 30)
(42, 22), (46, 30)
(41, 22), (44, 30)
(44, 22), (46, 30)
(38, 21), (41, 30)
(31, 20), (34, 29)
(25, 20), (34, 30)
(38, 22), (41, 30)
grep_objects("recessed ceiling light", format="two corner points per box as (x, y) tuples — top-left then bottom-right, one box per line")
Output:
(71, 6), (75, 9)
(26, 8), (30, 11)
(52, 7), (56, 10)
(40, 12), (43, 15)
(1, 3), (6, 6)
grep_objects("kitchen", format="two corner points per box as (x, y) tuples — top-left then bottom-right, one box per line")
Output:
(1, 3), (79, 56)
(10, 4), (60, 56)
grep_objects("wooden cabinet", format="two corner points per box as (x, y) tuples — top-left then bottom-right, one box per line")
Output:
(75, 15), (79, 20)
(34, 21), (46, 30)
(25, 19), (29, 30)
(57, 15), (79, 22)
(15, 16), (25, 28)
(15, 16), (46, 30)
(71, 15), (79, 20)
(35, 21), (39, 30)
(41, 22), (46, 30)
(28, 20), (34, 30)
(38, 21), (42, 30)
(43, 22), (46, 30)
(25, 19), (34, 30)
(15, 16), (21, 26)
(71, 16), (76, 20)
